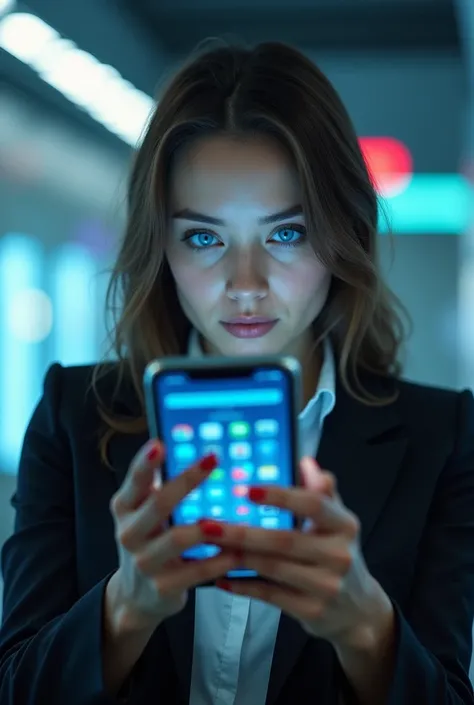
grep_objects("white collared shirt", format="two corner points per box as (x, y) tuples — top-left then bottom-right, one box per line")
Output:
(188, 330), (336, 705)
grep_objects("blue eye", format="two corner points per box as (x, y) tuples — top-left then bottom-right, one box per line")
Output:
(182, 231), (220, 249)
(270, 226), (306, 247)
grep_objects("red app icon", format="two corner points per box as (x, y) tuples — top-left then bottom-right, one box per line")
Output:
(231, 466), (251, 481)
(232, 485), (248, 498)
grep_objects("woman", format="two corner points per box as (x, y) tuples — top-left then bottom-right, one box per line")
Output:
(0, 41), (473, 705)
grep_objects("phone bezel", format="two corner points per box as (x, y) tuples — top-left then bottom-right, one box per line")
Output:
(143, 354), (302, 580)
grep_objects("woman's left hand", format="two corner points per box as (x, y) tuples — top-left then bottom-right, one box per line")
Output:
(198, 457), (393, 650)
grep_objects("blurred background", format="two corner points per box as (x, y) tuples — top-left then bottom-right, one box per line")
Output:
(0, 0), (473, 665)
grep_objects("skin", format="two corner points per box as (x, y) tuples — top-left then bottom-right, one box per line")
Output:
(166, 134), (331, 403)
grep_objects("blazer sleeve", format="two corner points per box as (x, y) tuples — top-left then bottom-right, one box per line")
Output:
(0, 364), (122, 705)
(385, 389), (474, 704)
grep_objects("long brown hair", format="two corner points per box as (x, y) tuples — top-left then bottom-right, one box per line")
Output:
(92, 40), (408, 465)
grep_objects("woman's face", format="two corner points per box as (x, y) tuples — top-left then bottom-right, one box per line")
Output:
(166, 134), (331, 358)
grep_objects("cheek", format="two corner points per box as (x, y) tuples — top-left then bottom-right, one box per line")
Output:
(168, 258), (221, 310)
(274, 260), (331, 308)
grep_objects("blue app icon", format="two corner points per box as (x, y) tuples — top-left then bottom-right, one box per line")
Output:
(174, 443), (197, 463)
(257, 440), (279, 459)
(207, 486), (226, 501)
(180, 503), (201, 519)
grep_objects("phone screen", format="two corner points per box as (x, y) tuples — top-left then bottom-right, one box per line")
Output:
(154, 363), (297, 578)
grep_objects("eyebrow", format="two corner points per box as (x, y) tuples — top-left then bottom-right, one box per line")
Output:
(172, 205), (304, 226)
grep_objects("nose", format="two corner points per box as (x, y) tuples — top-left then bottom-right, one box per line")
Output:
(225, 249), (268, 303)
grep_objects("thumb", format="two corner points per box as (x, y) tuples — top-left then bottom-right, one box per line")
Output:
(300, 457), (335, 497)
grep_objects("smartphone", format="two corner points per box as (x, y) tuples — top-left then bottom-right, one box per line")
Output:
(144, 355), (301, 579)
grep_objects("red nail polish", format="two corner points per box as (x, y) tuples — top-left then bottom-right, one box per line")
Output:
(147, 446), (160, 462)
(216, 579), (233, 592)
(248, 487), (267, 503)
(198, 519), (224, 537)
(200, 453), (218, 473)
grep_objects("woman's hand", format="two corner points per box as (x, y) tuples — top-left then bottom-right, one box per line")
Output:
(108, 440), (241, 633)
(198, 457), (393, 650)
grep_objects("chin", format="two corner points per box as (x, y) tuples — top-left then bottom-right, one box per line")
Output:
(215, 335), (287, 357)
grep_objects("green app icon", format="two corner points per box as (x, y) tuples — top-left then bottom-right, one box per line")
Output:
(209, 468), (225, 481)
(229, 421), (250, 438)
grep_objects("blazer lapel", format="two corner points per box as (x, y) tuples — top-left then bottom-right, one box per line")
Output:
(266, 373), (408, 705)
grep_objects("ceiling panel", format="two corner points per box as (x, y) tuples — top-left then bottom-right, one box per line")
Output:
(128, 0), (459, 54)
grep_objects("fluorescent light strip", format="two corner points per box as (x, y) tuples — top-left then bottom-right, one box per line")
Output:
(0, 234), (44, 474)
(0, 11), (155, 146)
(51, 243), (97, 365)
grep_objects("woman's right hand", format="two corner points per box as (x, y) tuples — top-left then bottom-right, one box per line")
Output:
(107, 439), (239, 633)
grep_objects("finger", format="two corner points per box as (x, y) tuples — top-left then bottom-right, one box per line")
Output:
(135, 522), (223, 575)
(239, 555), (344, 594)
(215, 579), (324, 624)
(154, 452), (218, 519)
(198, 521), (353, 569)
(247, 485), (356, 534)
(118, 454), (218, 553)
(300, 457), (336, 497)
(154, 551), (241, 597)
(112, 440), (164, 516)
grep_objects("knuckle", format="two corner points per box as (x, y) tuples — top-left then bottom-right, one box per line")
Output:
(324, 576), (343, 599)
(345, 514), (360, 539)
(275, 530), (295, 554)
(306, 602), (324, 621)
(117, 525), (135, 551)
(168, 527), (190, 551)
(110, 493), (123, 516)
(134, 551), (151, 576)
(332, 549), (352, 575)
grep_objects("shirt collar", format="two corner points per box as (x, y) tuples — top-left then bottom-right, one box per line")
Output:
(187, 328), (336, 421)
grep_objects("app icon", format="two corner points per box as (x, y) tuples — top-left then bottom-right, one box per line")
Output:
(261, 516), (279, 529)
(255, 419), (279, 437)
(229, 421), (250, 439)
(187, 489), (202, 501)
(257, 440), (279, 459)
(202, 444), (222, 457)
(235, 505), (250, 516)
(231, 463), (253, 481)
(207, 486), (226, 501)
(199, 422), (223, 441)
(229, 442), (252, 460)
(171, 423), (194, 442)
(257, 465), (279, 481)
(174, 444), (197, 463)
(181, 504), (201, 519)
(232, 485), (248, 498)
(208, 467), (225, 482)
(259, 505), (279, 516)
(210, 505), (225, 518)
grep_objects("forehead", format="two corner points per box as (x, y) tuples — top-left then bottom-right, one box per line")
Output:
(169, 135), (301, 212)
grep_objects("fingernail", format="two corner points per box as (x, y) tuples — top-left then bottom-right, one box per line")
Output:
(216, 579), (233, 593)
(147, 445), (160, 462)
(198, 519), (224, 537)
(199, 453), (218, 473)
(248, 487), (267, 503)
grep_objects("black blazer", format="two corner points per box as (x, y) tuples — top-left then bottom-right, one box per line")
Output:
(0, 362), (473, 705)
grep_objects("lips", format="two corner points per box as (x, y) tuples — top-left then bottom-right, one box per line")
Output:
(225, 317), (276, 325)
(220, 317), (279, 339)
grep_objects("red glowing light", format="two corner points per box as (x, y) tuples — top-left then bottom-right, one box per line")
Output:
(359, 137), (413, 197)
